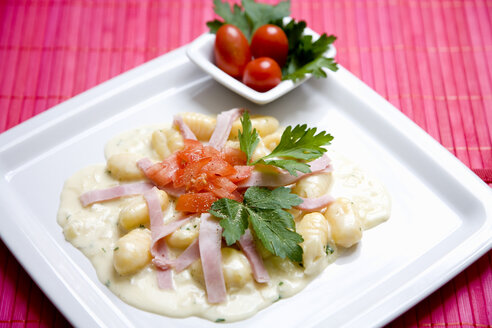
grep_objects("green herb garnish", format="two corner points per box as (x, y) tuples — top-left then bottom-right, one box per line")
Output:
(275, 19), (338, 81)
(207, 0), (290, 40)
(240, 113), (334, 176)
(207, 0), (338, 81)
(209, 186), (303, 262)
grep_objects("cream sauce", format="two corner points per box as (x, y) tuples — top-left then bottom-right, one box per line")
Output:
(57, 124), (390, 322)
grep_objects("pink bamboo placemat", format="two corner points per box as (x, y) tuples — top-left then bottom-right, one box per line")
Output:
(0, 0), (491, 327)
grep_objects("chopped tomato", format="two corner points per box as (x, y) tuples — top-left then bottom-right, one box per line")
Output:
(176, 192), (218, 213)
(222, 147), (247, 165)
(143, 136), (253, 213)
(173, 157), (211, 189)
(203, 145), (221, 158)
(144, 154), (179, 187)
(211, 176), (237, 193)
(207, 176), (238, 198)
(228, 165), (253, 183)
(202, 157), (237, 177)
(177, 139), (204, 164)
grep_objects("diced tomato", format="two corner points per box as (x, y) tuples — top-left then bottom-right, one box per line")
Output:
(230, 190), (243, 202)
(188, 172), (209, 192)
(144, 154), (179, 187)
(203, 157), (237, 177)
(177, 139), (204, 164)
(183, 139), (202, 148)
(175, 192), (218, 213)
(207, 184), (234, 199)
(228, 165), (253, 182)
(207, 176), (238, 199)
(173, 157), (211, 188)
(145, 136), (252, 213)
(211, 176), (237, 193)
(222, 147), (247, 165)
(203, 145), (221, 158)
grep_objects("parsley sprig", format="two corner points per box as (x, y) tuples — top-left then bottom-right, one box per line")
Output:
(240, 113), (334, 176)
(207, 0), (290, 40)
(206, 0), (338, 82)
(209, 113), (334, 262)
(276, 19), (338, 81)
(209, 187), (304, 262)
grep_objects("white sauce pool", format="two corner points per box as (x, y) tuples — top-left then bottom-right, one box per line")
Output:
(57, 123), (391, 322)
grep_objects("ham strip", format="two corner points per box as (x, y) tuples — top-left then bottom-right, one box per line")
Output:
(238, 154), (332, 188)
(208, 108), (244, 150)
(79, 182), (154, 207)
(174, 115), (197, 140)
(238, 229), (270, 283)
(295, 194), (335, 211)
(144, 187), (174, 289)
(137, 158), (185, 197)
(174, 239), (201, 273)
(151, 217), (192, 250)
(199, 213), (226, 303)
(137, 158), (153, 171)
(158, 185), (186, 198)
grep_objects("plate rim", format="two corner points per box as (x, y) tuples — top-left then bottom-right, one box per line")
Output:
(0, 44), (491, 328)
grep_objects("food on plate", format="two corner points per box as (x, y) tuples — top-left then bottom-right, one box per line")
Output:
(242, 57), (282, 92)
(250, 24), (289, 67)
(57, 108), (391, 322)
(207, 0), (339, 92)
(214, 24), (251, 79)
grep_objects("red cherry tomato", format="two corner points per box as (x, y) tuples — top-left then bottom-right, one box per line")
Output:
(214, 24), (251, 79)
(251, 24), (289, 67)
(242, 57), (282, 92)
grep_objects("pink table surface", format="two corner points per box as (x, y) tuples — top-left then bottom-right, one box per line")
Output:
(0, 0), (491, 327)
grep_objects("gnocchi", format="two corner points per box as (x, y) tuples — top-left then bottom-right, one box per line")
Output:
(107, 153), (145, 180)
(297, 212), (336, 275)
(230, 115), (279, 138)
(151, 128), (184, 159)
(119, 191), (169, 231)
(190, 248), (253, 290)
(180, 112), (216, 141)
(57, 110), (390, 322)
(113, 228), (152, 275)
(166, 218), (200, 248)
(324, 198), (363, 248)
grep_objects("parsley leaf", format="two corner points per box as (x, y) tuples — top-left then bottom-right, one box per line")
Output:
(209, 187), (304, 262)
(247, 208), (303, 262)
(244, 186), (302, 210)
(276, 19), (338, 81)
(209, 198), (249, 246)
(207, 0), (290, 40)
(242, 0), (290, 35)
(259, 124), (333, 161)
(237, 112), (334, 176)
(283, 56), (338, 81)
(252, 124), (334, 175)
(207, 0), (251, 37)
(255, 158), (311, 176)
(238, 112), (259, 164)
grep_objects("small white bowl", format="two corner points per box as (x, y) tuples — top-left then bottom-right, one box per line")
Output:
(186, 25), (336, 105)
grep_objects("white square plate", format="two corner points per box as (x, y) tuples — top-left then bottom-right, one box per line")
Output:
(186, 27), (336, 105)
(0, 45), (491, 328)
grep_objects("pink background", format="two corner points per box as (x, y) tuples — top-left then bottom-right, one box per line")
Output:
(0, 0), (491, 327)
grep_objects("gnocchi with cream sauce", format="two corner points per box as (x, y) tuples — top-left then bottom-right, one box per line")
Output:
(57, 110), (390, 322)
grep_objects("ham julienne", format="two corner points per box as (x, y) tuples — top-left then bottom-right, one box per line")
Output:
(77, 108), (338, 303)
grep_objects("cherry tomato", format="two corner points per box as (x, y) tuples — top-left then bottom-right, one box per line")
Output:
(251, 24), (289, 67)
(214, 24), (251, 79)
(242, 57), (282, 92)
